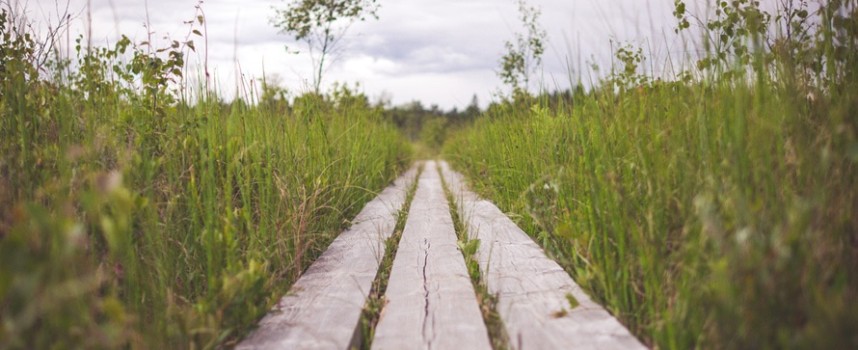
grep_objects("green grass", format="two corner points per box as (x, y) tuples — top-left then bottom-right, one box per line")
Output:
(444, 2), (858, 348)
(439, 165), (509, 350)
(357, 164), (421, 350)
(0, 11), (410, 348)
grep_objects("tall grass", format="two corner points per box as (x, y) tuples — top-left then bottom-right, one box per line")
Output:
(445, 1), (858, 348)
(0, 10), (410, 348)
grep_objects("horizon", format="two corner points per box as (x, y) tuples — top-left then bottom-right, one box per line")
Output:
(14, 0), (784, 110)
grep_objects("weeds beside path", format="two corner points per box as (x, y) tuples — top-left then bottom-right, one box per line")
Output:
(0, 11), (411, 348)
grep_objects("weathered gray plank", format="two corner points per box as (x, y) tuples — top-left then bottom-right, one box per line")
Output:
(372, 161), (492, 350)
(438, 161), (647, 350)
(236, 165), (419, 350)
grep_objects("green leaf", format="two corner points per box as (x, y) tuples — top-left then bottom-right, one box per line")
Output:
(565, 293), (580, 309)
(457, 239), (481, 256)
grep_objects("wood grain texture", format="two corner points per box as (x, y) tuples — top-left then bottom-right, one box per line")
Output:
(236, 166), (419, 350)
(438, 161), (647, 350)
(372, 161), (492, 350)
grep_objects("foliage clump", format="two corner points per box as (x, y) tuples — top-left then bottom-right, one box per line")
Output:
(446, 1), (858, 348)
(0, 7), (409, 348)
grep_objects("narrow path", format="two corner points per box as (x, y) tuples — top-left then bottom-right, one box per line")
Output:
(238, 160), (645, 350)
(371, 161), (491, 350)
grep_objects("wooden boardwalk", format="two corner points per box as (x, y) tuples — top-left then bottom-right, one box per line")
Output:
(372, 161), (491, 350)
(238, 160), (645, 350)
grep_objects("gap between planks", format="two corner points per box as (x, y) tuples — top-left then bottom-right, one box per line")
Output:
(238, 160), (647, 350)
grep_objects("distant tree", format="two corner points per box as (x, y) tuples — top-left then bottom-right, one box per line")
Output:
(465, 94), (480, 117)
(429, 104), (441, 115)
(272, 0), (380, 93)
(420, 117), (447, 150)
(498, 0), (547, 98)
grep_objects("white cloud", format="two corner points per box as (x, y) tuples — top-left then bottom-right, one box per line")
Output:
(23, 0), (713, 109)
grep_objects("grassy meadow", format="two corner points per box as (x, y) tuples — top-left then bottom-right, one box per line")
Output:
(445, 1), (858, 348)
(0, 10), (409, 348)
(3, 0), (858, 348)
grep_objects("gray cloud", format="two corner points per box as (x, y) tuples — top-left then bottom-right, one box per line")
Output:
(28, 0), (725, 109)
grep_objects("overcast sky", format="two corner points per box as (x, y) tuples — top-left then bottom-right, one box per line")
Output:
(18, 0), (720, 110)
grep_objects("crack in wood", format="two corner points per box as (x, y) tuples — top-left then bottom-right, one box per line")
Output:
(372, 161), (490, 350)
(239, 160), (645, 350)
(421, 238), (432, 350)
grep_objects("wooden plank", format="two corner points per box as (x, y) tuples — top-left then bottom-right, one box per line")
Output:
(438, 161), (647, 350)
(236, 165), (419, 350)
(372, 161), (492, 350)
